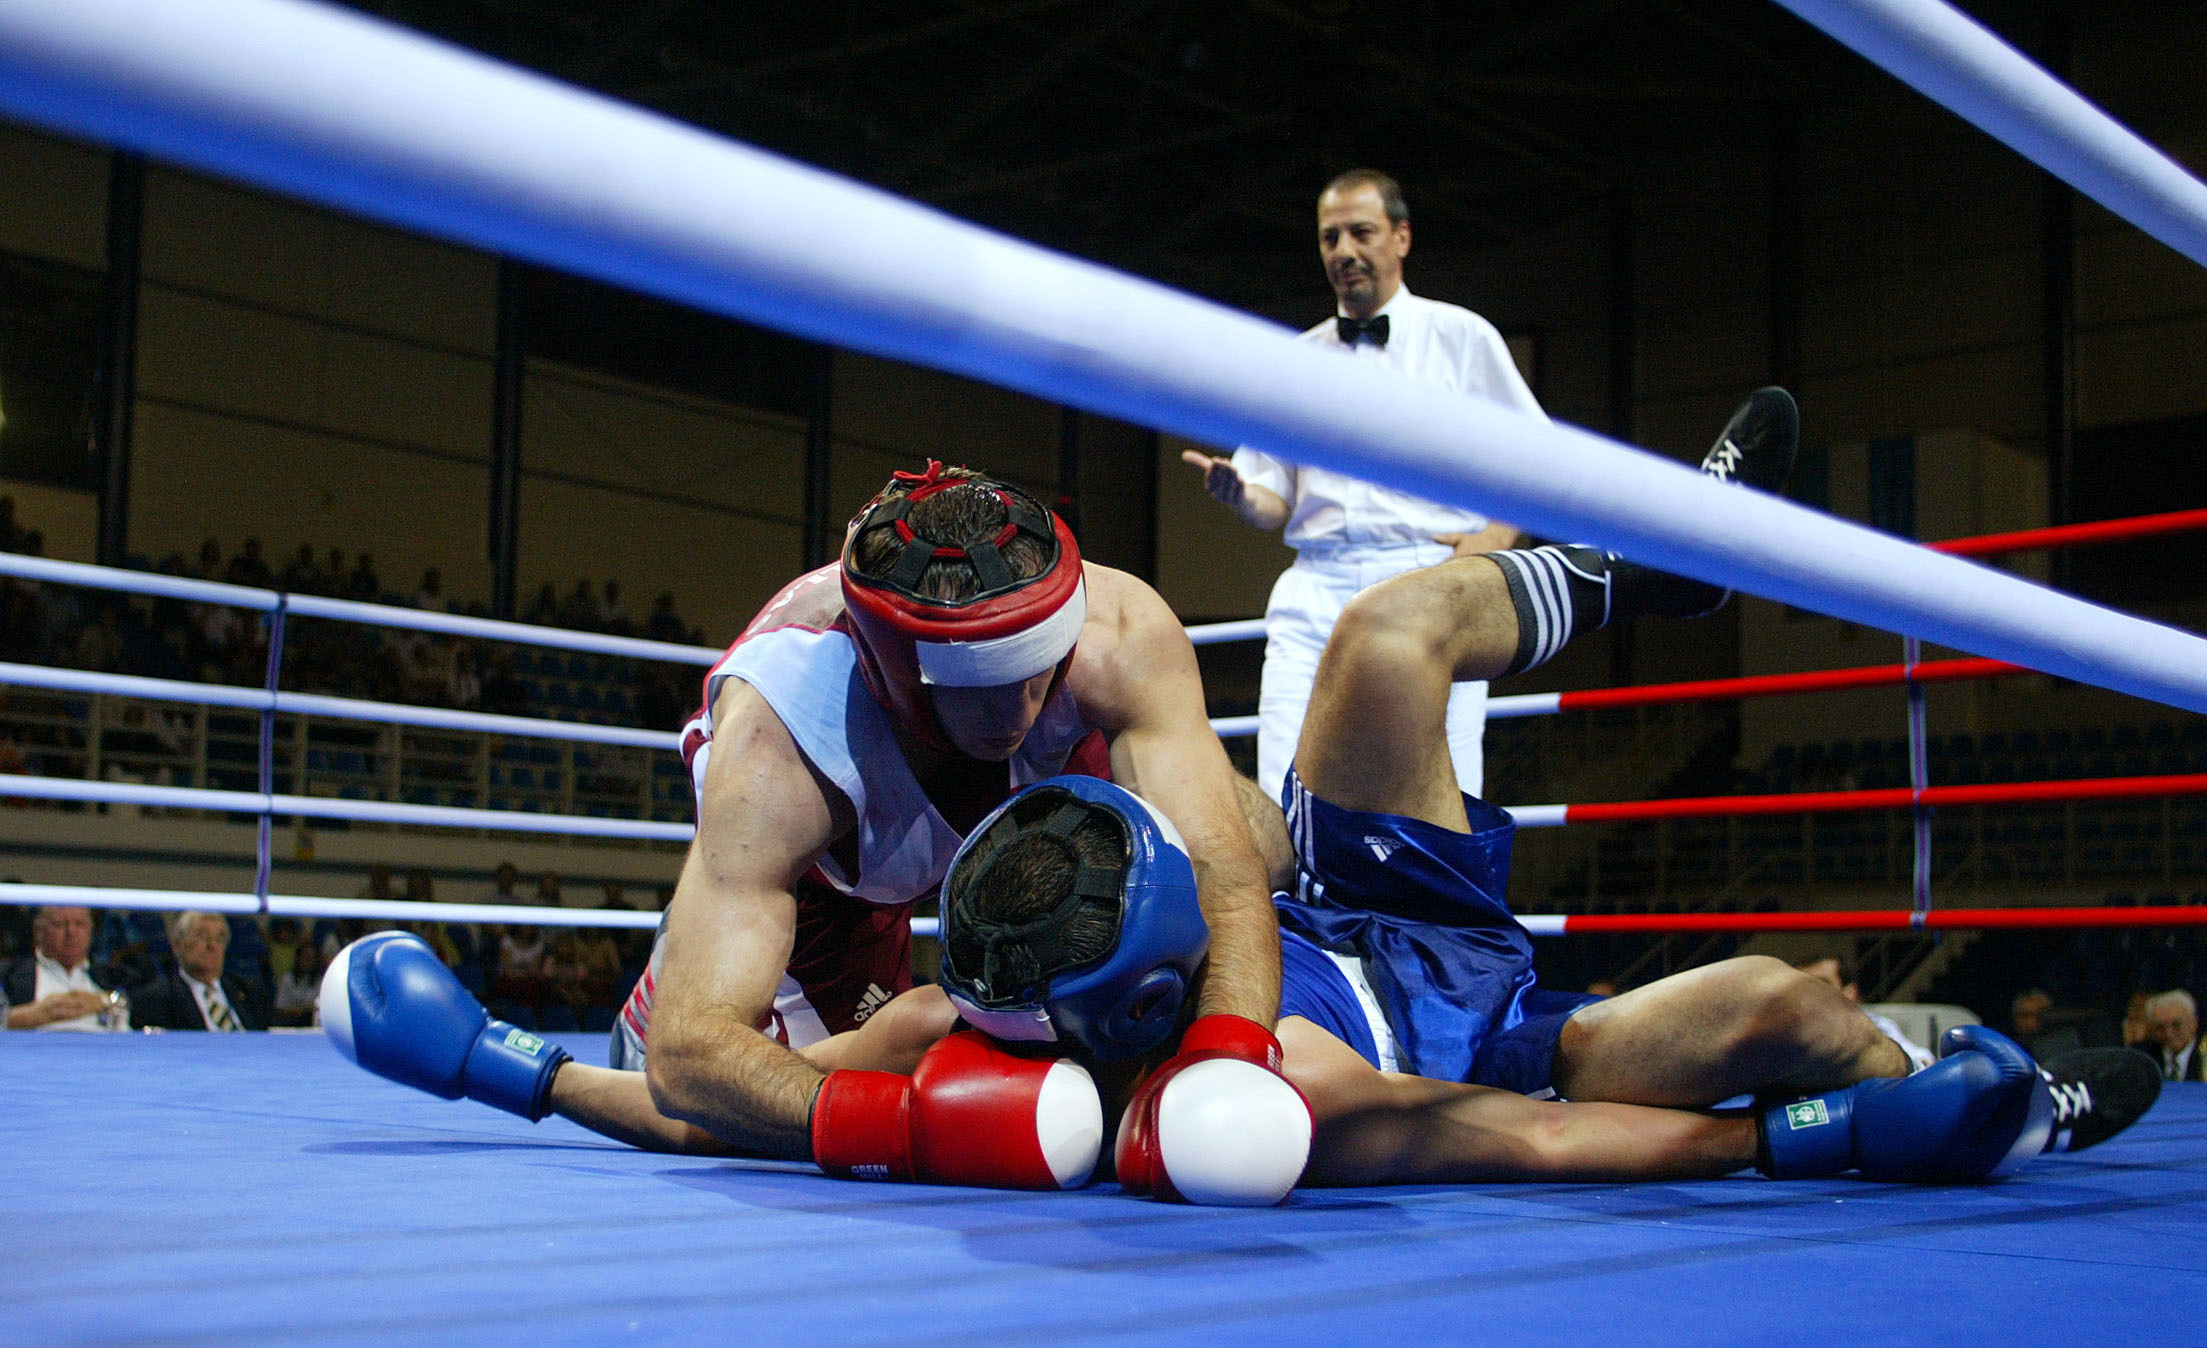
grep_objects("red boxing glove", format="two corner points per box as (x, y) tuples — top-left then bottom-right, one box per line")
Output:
(812, 1031), (1103, 1190)
(1114, 1014), (1313, 1206)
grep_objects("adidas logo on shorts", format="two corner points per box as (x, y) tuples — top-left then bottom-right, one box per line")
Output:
(851, 982), (892, 1024)
(1364, 836), (1402, 863)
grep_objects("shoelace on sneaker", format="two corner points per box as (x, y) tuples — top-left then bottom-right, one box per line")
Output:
(2043, 1071), (2093, 1150)
(1703, 437), (1746, 481)
(2045, 1073), (2093, 1123)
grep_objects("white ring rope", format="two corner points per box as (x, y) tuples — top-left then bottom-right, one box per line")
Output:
(0, 882), (667, 930)
(0, 557), (1269, 738)
(0, 0), (2202, 714)
(0, 774), (695, 840)
(0, 539), (1267, 654)
(1773, 0), (2207, 271)
(0, 553), (723, 666)
(0, 660), (684, 750)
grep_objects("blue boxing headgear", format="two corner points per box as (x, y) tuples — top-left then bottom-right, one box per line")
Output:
(938, 775), (1209, 1061)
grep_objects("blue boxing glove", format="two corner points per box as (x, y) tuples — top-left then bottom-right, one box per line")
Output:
(320, 931), (570, 1121)
(1758, 1026), (2043, 1182)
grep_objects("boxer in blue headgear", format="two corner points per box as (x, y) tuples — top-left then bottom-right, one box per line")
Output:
(939, 775), (1210, 1062)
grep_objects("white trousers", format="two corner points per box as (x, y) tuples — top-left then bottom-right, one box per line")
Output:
(1255, 541), (1487, 805)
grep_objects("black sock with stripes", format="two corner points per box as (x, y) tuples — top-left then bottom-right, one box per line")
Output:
(1484, 545), (1615, 676)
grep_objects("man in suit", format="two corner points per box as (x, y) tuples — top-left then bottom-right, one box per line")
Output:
(130, 911), (269, 1032)
(4, 905), (125, 1031)
(2145, 990), (2203, 1081)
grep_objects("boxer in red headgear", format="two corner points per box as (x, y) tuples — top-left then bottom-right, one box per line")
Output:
(592, 462), (1287, 1182)
(839, 461), (1089, 750)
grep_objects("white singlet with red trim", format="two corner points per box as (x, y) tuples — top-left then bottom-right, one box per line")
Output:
(701, 624), (1092, 902)
(613, 618), (1093, 1067)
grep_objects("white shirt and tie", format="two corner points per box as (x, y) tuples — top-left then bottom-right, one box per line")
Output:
(1231, 286), (1548, 802)
(181, 970), (244, 1032)
(2165, 1039), (2198, 1082)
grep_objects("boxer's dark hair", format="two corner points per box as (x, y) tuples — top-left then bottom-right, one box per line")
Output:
(942, 790), (1120, 996)
(1322, 168), (1409, 226)
(848, 468), (1054, 603)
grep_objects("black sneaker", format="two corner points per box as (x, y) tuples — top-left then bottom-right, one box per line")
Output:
(1699, 386), (1799, 494)
(2039, 1048), (2162, 1153)
(1609, 387), (1802, 620)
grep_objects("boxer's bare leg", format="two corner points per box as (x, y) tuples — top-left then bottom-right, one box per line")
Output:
(549, 986), (960, 1155)
(1292, 557), (1519, 832)
(1553, 958), (1911, 1107)
(1280, 1018), (1753, 1185)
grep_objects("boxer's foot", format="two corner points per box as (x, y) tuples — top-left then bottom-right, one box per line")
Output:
(1699, 386), (1799, 494)
(1609, 387), (1801, 620)
(2040, 1047), (2162, 1153)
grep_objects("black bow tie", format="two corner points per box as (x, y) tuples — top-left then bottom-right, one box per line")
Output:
(1336, 314), (1390, 348)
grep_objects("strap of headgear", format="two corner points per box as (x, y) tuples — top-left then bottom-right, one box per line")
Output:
(938, 777), (1208, 1061)
(948, 800), (1125, 1006)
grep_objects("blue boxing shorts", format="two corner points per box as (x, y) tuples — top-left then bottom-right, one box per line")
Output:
(1272, 769), (1602, 1097)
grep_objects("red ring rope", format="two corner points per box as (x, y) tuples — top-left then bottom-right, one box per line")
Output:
(1930, 506), (2207, 557)
(1562, 771), (2207, 823)
(1550, 905), (2207, 933)
(1552, 657), (2019, 712)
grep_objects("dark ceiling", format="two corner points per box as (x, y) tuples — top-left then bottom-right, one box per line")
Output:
(335, 0), (1889, 314)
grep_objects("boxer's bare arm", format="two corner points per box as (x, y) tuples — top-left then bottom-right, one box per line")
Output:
(641, 679), (855, 1159)
(546, 986), (960, 1156)
(1278, 1018), (1754, 1185)
(799, 985), (961, 1075)
(1078, 568), (1280, 1027)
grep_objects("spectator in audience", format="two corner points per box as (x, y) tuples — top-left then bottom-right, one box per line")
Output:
(414, 567), (447, 612)
(348, 552), (380, 601)
(0, 885), (30, 958)
(540, 928), (594, 1029)
(281, 543), (323, 594)
(601, 579), (632, 635)
(444, 643), (481, 710)
(479, 655), (528, 717)
(572, 922), (624, 1006)
(494, 923), (549, 1017)
(272, 938), (324, 1028)
(224, 538), (274, 588)
(74, 603), (123, 673)
(2011, 988), (2085, 1060)
(481, 862), (521, 907)
(536, 871), (565, 909)
(558, 579), (600, 631)
(265, 917), (305, 986)
(2144, 990), (2203, 1082)
(1792, 950), (1933, 1070)
(4, 905), (124, 1031)
(130, 912), (269, 1031)
(0, 727), (28, 792)
(525, 583), (560, 626)
(194, 538), (223, 580)
(359, 865), (396, 904)
(2123, 990), (2155, 1048)
(644, 591), (685, 643)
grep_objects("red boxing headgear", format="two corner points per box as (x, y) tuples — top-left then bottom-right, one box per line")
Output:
(841, 463), (1086, 747)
